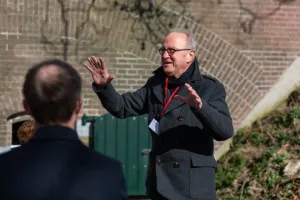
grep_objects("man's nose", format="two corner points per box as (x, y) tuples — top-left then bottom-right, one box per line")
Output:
(162, 50), (170, 59)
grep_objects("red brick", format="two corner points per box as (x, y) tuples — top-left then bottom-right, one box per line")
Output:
(0, 0), (297, 151)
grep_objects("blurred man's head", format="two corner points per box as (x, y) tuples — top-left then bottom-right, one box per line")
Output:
(159, 28), (196, 78)
(22, 59), (82, 129)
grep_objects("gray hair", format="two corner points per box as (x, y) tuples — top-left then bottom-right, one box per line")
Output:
(167, 28), (197, 51)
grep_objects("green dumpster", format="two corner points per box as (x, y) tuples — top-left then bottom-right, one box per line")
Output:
(82, 114), (152, 196)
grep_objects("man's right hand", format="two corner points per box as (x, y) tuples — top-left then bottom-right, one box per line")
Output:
(84, 56), (115, 87)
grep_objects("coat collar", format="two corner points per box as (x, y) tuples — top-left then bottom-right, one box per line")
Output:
(31, 125), (79, 141)
(151, 58), (203, 116)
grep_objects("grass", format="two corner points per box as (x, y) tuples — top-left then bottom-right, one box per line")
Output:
(216, 88), (300, 200)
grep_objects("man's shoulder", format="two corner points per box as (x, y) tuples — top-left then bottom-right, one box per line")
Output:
(84, 147), (123, 169)
(0, 149), (10, 163)
(0, 146), (11, 156)
(0, 146), (22, 157)
(200, 74), (227, 96)
(0, 147), (21, 169)
(202, 74), (219, 83)
(145, 74), (162, 87)
(145, 67), (165, 86)
(94, 151), (122, 166)
(202, 74), (224, 87)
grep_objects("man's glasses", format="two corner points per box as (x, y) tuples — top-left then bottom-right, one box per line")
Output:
(158, 48), (192, 55)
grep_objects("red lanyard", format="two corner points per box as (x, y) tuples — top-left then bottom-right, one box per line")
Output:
(160, 77), (179, 118)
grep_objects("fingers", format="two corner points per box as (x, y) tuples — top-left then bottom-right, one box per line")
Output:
(85, 56), (115, 83)
(83, 63), (94, 73)
(85, 56), (106, 72)
(87, 57), (95, 71)
(98, 57), (106, 70)
(174, 95), (188, 103)
(185, 83), (194, 92)
(92, 56), (101, 69)
(185, 83), (199, 98)
(86, 56), (103, 69)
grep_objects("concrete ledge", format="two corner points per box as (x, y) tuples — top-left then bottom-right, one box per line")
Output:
(215, 57), (300, 160)
(214, 138), (233, 161)
(240, 57), (300, 128)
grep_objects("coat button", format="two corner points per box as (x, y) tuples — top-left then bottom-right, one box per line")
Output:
(177, 116), (183, 121)
(173, 162), (180, 168)
(156, 159), (161, 165)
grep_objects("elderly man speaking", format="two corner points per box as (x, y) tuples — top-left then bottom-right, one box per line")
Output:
(84, 28), (234, 200)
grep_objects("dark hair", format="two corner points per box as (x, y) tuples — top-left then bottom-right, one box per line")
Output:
(22, 59), (82, 124)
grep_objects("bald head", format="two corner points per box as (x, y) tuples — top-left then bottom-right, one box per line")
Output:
(167, 28), (197, 51)
(37, 64), (60, 83)
(22, 59), (82, 125)
(34, 64), (66, 102)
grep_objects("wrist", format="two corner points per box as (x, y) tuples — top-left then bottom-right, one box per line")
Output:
(194, 99), (203, 111)
(93, 82), (106, 88)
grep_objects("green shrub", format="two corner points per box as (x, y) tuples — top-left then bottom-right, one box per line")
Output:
(216, 88), (300, 199)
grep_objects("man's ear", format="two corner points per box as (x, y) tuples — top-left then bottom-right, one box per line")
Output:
(187, 50), (195, 63)
(23, 100), (32, 115)
(75, 96), (83, 114)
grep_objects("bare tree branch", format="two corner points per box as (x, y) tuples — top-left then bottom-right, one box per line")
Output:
(40, 0), (60, 56)
(116, 0), (193, 50)
(74, 0), (96, 61)
(40, 0), (109, 62)
(39, 0), (295, 59)
(237, 0), (282, 34)
(57, 0), (69, 61)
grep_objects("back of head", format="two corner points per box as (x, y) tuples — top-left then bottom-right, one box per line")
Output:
(22, 59), (82, 125)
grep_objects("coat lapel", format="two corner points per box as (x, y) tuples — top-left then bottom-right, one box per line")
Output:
(163, 84), (189, 116)
(151, 58), (203, 116)
(152, 83), (164, 104)
(151, 67), (165, 104)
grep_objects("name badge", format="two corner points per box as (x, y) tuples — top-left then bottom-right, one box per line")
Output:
(148, 118), (159, 135)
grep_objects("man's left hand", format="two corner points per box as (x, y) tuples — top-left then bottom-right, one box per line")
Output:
(174, 83), (203, 110)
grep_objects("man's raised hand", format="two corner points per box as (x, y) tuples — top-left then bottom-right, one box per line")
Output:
(174, 83), (203, 110)
(84, 56), (115, 87)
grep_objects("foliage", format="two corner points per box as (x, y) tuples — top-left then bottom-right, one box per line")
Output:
(216, 88), (300, 200)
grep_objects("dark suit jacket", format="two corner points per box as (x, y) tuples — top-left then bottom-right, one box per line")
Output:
(93, 59), (234, 200)
(0, 125), (128, 200)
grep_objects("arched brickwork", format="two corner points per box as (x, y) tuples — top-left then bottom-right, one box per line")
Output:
(85, 6), (266, 128)
(0, 0), (270, 148)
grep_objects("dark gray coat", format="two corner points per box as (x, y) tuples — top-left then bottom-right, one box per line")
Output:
(93, 59), (234, 200)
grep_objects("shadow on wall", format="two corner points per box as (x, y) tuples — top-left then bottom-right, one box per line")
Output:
(240, 57), (300, 128)
(215, 57), (300, 160)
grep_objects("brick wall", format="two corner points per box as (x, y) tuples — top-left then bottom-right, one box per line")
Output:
(0, 0), (298, 151)
(165, 0), (300, 91)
